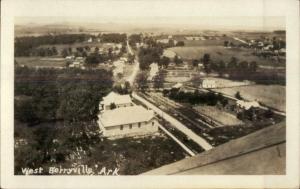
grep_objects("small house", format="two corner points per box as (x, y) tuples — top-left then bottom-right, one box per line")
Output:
(200, 79), (217, 89)
(236, 100), (260, 110)
(100, 92), (133, 111)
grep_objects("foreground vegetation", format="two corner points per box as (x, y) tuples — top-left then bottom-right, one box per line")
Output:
(15, 121), (186, 175)
(15, 67), (113, 124)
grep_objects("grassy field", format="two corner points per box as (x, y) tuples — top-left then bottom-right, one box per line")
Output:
(212, 85), (286, 112)
(193, 105), (244, 126)
(168, 46), (285, 67)
(182, 36), (243, 47)
(15, 57), (66, 68)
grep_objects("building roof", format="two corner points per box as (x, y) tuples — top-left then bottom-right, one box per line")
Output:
(99, 105), (154, 127)
(172, 83), (183, 89)
(237, 100), (260, 110)
(142, 121), (285, 175)
(101, 92), (132, 106)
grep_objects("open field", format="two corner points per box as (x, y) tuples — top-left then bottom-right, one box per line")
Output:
(193, 105), (244, 126)
(15, 57), (66, 68)
(200, 77), (253, 88)
(168, 46), (285, 67)
(182, 37), (243, 47)
(212, 85), (285, 112)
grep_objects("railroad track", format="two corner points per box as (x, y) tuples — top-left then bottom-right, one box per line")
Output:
(146, 92), (219, 129)
(137, 92), (215, 141)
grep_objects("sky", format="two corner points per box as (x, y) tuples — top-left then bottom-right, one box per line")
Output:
(12, 0), (287, 31)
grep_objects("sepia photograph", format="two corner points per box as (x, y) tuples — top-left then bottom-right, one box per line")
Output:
(14, 15), (287, 176)
(1, 0), (299, 188)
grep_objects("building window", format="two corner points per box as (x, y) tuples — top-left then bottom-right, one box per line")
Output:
(138, 123), (141, 128)
(129, 124), (132, 129)
(120, 125), (123, 130)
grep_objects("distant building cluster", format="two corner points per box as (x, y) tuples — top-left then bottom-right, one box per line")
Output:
(66, 56), (86, 69)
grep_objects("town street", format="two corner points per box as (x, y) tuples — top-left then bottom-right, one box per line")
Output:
(126, 40), (139, 85)
(132, 92), (213, 151)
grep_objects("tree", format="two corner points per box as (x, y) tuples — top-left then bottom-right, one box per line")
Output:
(249, 61), (257, 72)
(174, 55), (183, 65)
(153, 70), (165, 90)
(227, 56), (238, 73)
(235, 91), (243, 100)
(159, 56), (170, 68)
(239, 61), (250, 74)
(128, 54), (135, 64)
(224, 41), (229, 47)
(202, 53), (211, 73)
(108, 47), (113, 59)
(176, 41), (185, 46)
(94, 47), (99, 53)
(52, 46), (58, 55)
(192, 59), (199, 67)
(61, 48), (69, 58)
(136, 71), (148, 91)
(217, 60), (226, 76)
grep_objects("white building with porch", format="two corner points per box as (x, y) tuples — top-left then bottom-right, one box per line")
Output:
(100, 92), (133, 111)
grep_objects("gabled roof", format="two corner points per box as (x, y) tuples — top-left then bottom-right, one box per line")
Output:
(172, 83), (183, 89)
(99, 105), (154, 127)
(101, 92), (132, 106)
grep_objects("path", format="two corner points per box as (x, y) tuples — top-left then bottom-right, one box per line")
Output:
(126, 39), (139, 85)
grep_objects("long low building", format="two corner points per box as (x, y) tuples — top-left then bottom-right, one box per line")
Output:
(98, 105), (158, 138)
(98, 92), (159, 138)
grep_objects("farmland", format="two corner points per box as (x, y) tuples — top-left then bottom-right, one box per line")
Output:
(212, 85), (286, 112)
(193, 105), (244, 126)
(167, 46), (285, 67)
(15, 57), (66, 68)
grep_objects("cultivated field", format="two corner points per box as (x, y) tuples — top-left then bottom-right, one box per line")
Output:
(200, 77), (253, 88)
(193, 105), (244, 126)
(212, 85), (286, 112)
(15, 57), (66, 68)
(182, 36), (243, 47)
(167, 46), (285, 67)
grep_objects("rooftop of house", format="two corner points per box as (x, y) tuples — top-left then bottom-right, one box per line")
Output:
(237, 100), (260, 110)
(99, 105), (154, 127)
(172, 83), (183, 89)
(101, 92), (132, 106)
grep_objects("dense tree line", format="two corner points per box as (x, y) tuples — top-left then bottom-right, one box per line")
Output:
(163, 89), (228, 106)
(15, 67), (113, 124)
(100, 33), (127, 43)
(30, 46), (58, 57)
(196, 54), (285, 85)
(138, 46), (163, 70)
(15, 34), (93, 56)
(129, 34), (142, 49)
